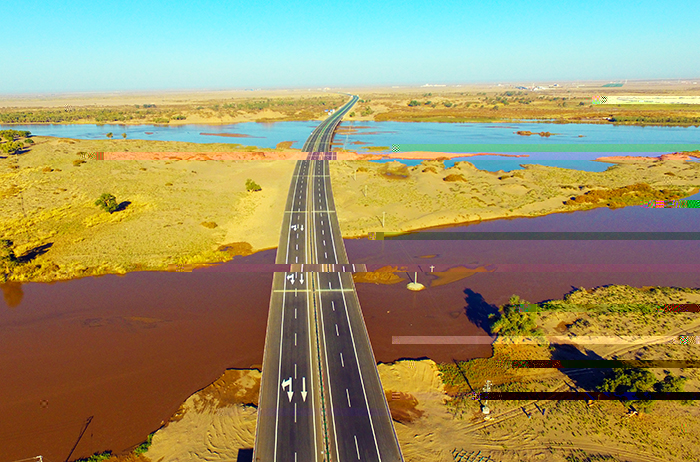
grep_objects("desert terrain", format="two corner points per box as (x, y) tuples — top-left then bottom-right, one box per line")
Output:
(3, 81), (700, 127)
(1, 135), (699, 283)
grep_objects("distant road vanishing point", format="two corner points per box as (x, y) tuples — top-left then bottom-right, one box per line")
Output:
(254, 94), (404, 461)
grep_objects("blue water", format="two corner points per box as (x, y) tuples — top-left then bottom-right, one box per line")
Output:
(4, 120), (699, 172)
(0, 121), (320, 150)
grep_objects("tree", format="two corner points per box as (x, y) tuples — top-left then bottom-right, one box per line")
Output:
(488, 295), (542, 337)
(106, 132), (113, 139)
(0, 141), (24, 155)
(1, 239), (18, 276)
(654, 373), (690, 404)
(598, 367), (657, 410)
(24, 138), (34, 145)
(122, 133), (127, 139)
(94, 193), (118, 213)
(408, 100), (420, 107)
(245, 179), (262, 192)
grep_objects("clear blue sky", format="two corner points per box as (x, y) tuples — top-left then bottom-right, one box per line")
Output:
(3, 0), (699, 93)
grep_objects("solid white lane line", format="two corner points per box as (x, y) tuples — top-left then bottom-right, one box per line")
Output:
(354, 435), (360, 460)
(294, 402), (297, 423)
(295, 363), (297, 379)
(272, 280), (288, 462)
(305, 272), (319, 462)
(338, 278), (382, 461)
(316, 272), (340, 459)
(346, 388), (351, 407)
(335, 324), (339, 336)
(340, 352), (345, 367)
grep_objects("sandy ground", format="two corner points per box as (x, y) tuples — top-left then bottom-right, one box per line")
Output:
(0, 88), (334, 109)
(136, 285), (700, 462)
(2, 138), (699, 283)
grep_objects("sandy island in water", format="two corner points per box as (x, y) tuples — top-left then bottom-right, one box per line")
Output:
(1, 137), (699, 283)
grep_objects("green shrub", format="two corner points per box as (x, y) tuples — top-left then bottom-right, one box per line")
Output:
(246, 179), (262, 192)
(488, 295), (542, 336)
(75, 451), (112, 462)
(134, 433), (154, 455)
(95, 193), (118, 213)
(408, 100), (420, 107)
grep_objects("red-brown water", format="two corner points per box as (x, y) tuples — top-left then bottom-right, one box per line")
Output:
(1, 193), (699, 461)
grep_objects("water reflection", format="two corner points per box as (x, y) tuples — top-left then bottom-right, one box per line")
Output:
(0, 282), (23, 308)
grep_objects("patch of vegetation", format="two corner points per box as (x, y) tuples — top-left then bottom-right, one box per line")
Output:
(245, 179), (262, 192)
(94, 193), (118, 214)
(74, 451), (112, 462)
(443, 173), (466, 182)
(538, 285), (700, 314)
(488, 295), (543, 337)
(1, 239), (20, 281)
(564, 182), (689, 209)
(408, 100), (420, 107)
(133, 433), (154, 455)
(596, 368), (688, 410)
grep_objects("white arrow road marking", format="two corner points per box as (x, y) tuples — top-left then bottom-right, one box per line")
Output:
(301, 376), (308, 402)
(300, 225), (304, 231)
(291, 224), (297, 231)
(287, 273), (296, 284)
(282, 377), (294, 402)
(300, 273), (304, 284)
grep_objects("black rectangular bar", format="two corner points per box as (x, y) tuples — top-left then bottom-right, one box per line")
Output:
(481, 392), (699, 400)
(379, 232), (700, 241)
(508, 359), (700, 368)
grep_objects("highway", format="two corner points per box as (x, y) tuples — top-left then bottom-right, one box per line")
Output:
(255, 94), (403, 461)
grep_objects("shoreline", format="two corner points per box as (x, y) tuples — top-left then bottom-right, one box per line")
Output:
(2, 137), (699, 285)
(3, 118), (700, 127)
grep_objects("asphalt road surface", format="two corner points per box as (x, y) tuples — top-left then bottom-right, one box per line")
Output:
(255, 95), (403, 461)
